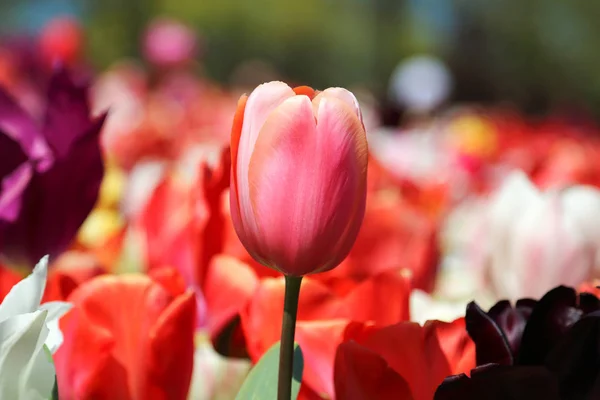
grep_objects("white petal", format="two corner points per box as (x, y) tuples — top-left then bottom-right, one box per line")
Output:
(409, 290), (467, 325)
(488, 171), (540, 236)
(0, 256), (49, 323)
(0, 310), (49, 398)
(187, 335), (250, 400)
(21, 343), (55, 400)
(39, 302), (72, 353)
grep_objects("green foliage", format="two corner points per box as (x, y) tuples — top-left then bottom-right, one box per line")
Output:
(236, 342), (304, 400)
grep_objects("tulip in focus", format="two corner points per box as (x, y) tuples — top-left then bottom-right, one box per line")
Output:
(478, 171), (600, 300)
(0, 256), (72, 399)
(230, 82), (368, 276)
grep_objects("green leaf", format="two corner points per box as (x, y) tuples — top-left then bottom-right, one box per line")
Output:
(51, 376), (59, 400)
(236, 342), (303, 400)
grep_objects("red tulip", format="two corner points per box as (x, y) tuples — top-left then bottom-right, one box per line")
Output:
(230, 82), (368, 276)
(55, 268), (196, 400)
(0, 263), (22, 302)
(334, 319), (476, 400)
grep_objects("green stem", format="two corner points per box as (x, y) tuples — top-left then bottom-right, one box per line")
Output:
(277, 275), (303, 400)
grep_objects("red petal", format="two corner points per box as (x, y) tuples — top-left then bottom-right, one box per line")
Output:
(293, 85), (316, 99)
(334, 341), (414, 400)
(425, 318), (476, 375)
(55, 274), (196, 399)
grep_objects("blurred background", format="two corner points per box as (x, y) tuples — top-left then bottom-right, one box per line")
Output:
(4, 0), (600, 123)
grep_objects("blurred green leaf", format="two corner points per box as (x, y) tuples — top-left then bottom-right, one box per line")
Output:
(236, 342), (303, 400)
(51, 376), (59, 400)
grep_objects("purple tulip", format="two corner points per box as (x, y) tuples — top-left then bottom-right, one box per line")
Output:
(0, 67), (106, 267)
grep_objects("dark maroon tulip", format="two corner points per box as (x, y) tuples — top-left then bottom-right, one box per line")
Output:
(545, 310), (600, 400)
(434, 364), (560, 400)
(487, 299), (536, 360)
(0, 67), (106, 267)
(465, 302), (514, 366)
(438, 288), (600, 400)
(518, 286), (599, 365)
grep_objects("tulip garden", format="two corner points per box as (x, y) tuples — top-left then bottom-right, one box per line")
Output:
(2, 12), (600, 400)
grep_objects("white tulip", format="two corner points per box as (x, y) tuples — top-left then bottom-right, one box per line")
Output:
(483, 171), (600, 300)
(0, 256), (72, 399)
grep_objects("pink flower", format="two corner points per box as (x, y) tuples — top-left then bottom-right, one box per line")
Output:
(143, 18), (198, 68)
(229, 82), (368, 276)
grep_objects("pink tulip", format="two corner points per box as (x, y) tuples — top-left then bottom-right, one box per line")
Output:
(230, 82), (368, 276)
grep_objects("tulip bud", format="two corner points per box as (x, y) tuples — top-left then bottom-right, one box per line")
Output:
(229, 82), (368, 276)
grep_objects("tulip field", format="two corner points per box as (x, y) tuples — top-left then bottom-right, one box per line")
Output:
(2, 12), (600, 400)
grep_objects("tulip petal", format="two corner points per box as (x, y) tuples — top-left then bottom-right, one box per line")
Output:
(426, 319), (476, 376)
(38, 301), (72, 353)
(486, 299), (536, 360)
(0, 131), (27, 182)
(230, 94), (248, 203)
(343, 269), (411, 325)
(23, 339), (55, 399)
(545, 310), (600, 399)
(236, 82), (294, 246)
(43, 68), (94, 158)
(148, 291), (196, 400)
(334, 341), (414, 400)
(0, 310), (51, 399)
(295, 319), (351, 397)
(518, 286), (586, 365)
(204, 255), (259, 337)
(0, 256), (48, 322)
(292, 86), (316, 99)
(465, 302), (513, 366)
(248, 95), (367, 275)
(434, 365), (561, 400)
(313, 88), (362, 122)
(345, 321), (452, 400)
(0, 89), (50, 163)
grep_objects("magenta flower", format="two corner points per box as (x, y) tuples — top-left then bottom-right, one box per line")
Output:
(0, 67), (106, 267)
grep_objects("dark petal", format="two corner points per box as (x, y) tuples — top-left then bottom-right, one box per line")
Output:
(487, 298), (537, 360)
(0, 131), (28, 180)
(334, 340), (414, 400)
(211, 316), (249, 359)
(515, 298), (538, 318)
(466, 302), (513, 366)
(579, 292), (600, 315)
(42, 67), (94, 158)
(434, 364), (560, 400)
(0, 88), (50, 163)
(518, 286), (583, 365)
(545, 310), (600, 400)
(0, 115), (105, 267)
